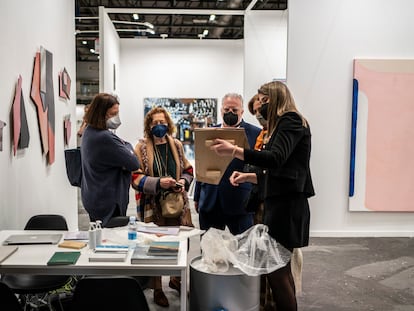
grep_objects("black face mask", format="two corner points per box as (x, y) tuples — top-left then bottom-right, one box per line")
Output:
(259, 103), (269, 121)
(223, 111), (239, 126)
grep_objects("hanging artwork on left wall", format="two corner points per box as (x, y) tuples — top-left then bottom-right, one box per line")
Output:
(0, 120), (7, 151)
(30, 46), (55, 165)
(12, 75), (30, 155)
(59, 67), (71, 99)
(63, 115), (71, 146)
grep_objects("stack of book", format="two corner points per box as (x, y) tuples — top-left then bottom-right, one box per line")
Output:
(88, 245), (129, 262)
(131, 241), (179, 264)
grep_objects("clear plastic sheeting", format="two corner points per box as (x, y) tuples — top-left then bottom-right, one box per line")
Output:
(199, 224), (292, 276)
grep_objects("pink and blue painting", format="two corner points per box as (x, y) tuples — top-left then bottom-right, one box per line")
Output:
(350, 59), (414, 211)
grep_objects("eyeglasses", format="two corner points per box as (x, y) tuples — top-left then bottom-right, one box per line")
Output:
(222, 107), (240, 113)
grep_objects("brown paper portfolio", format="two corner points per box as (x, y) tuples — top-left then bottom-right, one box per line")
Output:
(194, 128), (249, 185)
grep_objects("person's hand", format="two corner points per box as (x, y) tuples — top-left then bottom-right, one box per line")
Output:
(229, 171), (245, 186)
(159, 176), (177, 190)
(172, 179), (185, 193)
(230, 171), (258, 186)
(210, 139), (235, 156)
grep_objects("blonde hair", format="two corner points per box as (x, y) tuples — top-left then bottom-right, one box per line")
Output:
(258, 81), (308, 133)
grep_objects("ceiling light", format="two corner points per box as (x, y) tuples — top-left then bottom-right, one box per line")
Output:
(209, 14), (216, 22)
(203, 29), (209, 36)
(82, 40), (87, 45)
(160, 34), (168, 39)
(198, 34), (204, 40)
(193, 19), (208, 24)
(90, 48), (95, 53)
(132, 13), (139, 20)
(146, 29), (155, 35)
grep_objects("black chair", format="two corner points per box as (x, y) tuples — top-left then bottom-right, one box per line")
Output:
(24, 214), (68, 230)
(0, 281), (23, 311)
(70, 276), (150, 311)
(2, 214), (72, 309)
(105, 216), (130, 228)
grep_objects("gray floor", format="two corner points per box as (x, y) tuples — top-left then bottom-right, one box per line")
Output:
(78, 197), (414, 310)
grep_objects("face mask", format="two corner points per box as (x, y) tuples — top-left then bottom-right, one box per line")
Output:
(259, 103), (269, 121)
(106, 114), (121, 129)
(223, 111), (239, 126)
(256, 114), (267, 128)
(151, 124), (168, 138)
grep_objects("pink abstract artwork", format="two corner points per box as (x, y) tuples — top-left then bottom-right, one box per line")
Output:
(350, 59), (414, 212)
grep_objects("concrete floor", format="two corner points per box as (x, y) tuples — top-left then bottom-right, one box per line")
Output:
(78, 195), (414, 311)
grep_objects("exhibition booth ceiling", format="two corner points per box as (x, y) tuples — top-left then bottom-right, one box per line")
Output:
(75, 0), (287, 61)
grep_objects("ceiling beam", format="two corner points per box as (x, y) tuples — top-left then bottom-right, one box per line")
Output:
(104, 8), (245, 16)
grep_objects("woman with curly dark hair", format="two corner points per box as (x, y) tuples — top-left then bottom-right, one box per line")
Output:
(132, 106), (193, 307)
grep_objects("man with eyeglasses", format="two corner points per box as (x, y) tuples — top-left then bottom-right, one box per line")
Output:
(194, 93), (261, 235)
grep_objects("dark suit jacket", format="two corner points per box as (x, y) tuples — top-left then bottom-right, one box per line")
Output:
(244, 112), (315, 199)
(194, 120), (261, 215)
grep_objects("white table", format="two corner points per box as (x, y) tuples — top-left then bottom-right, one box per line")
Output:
(0, 230), (189, 311)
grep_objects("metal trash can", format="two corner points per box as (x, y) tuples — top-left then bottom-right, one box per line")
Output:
(190, 256), (260, 311)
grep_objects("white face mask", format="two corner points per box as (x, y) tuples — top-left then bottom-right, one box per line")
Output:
(106, 114), (121, 129)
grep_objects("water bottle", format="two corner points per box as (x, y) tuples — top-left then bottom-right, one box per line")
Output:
(95, 220), (102, 246)
(128, 216), (137, 241)
(88, 222), (96, 250)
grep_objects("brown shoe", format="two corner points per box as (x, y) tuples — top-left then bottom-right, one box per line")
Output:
(169, 278), (181, 293)
(154, 288), (169, 307)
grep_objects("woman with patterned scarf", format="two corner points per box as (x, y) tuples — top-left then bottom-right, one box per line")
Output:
(132, 106), (193, 307)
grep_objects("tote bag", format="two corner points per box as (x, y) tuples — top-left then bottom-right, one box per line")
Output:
(64, 148), (82, 187)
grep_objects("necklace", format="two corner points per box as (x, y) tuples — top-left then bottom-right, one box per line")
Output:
(154, 143), (169, 177)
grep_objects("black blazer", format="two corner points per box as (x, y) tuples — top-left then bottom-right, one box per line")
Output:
(244, 112), (315, 199)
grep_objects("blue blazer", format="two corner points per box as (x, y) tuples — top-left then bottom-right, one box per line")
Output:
(194, 120), (261, 215)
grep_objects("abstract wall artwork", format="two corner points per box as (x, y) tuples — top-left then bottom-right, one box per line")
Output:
(59, 67), (71, 99)
(31, 46), (55, 164)
(350, 59), (414, 212)
(63, 115), (71, 146)
(0, 120), (7, 151)
(143, 98), (217, 160)
(12, 75), (30, 155)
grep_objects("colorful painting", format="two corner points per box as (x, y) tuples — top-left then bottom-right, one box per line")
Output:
(143, 98), (217, 160)
(350, 59), (414, 211)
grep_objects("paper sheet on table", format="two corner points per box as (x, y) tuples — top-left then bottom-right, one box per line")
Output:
(194, 128), (249, 185)
(137, 225), (179, 236)
(101, 224), (204, 245)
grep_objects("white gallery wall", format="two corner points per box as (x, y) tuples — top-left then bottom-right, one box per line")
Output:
(0, 0), (78, 230)
(288, 0), (414, 236)
(118, 39), (244, 146)
(244, 10), (288, 108)
(99, 6), (121, 95)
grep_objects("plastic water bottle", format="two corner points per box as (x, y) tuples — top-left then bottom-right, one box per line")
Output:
(88, 222), (96, 250)
(128, 216), (137, 241)
(95, 220), (102, 246)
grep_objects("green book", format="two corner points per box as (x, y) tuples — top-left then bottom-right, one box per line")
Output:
(47, 251), (81, 265)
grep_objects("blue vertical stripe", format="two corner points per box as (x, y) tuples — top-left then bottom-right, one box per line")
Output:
(349, 79), (359, 197)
